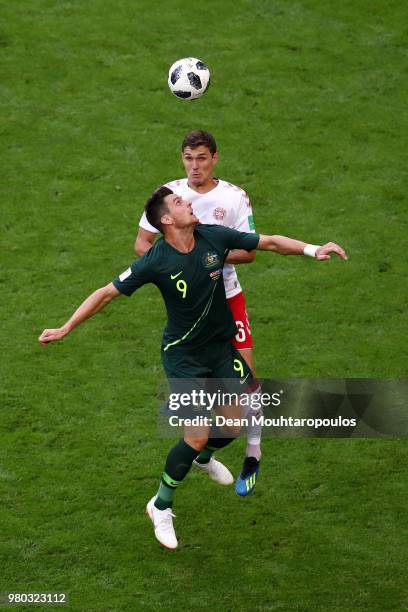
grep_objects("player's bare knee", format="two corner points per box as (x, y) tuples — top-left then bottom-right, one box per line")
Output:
(184, 436), (208, 451)
(222, 424), (241, 438)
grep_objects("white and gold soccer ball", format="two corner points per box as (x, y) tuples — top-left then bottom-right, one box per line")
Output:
(168, 57), (211, 100)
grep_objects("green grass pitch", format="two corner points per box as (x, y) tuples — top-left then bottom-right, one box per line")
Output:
(1, 0), (407, 610)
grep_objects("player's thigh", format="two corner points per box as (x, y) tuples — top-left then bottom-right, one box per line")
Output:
(211, 342), (253, 381)
(209, 343), (252, 437)
(162, 346), (209, 379)
(162, 348), (211, 441)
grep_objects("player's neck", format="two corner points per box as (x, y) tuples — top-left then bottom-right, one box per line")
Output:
(187, 177), (218, 194)
(164, 226), (196, 253)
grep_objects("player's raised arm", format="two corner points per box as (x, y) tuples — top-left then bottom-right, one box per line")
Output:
(257, 235), (348, 261)
(135, 210), (160, 256)
(134, 227), (157, 256)
(225, 190), (257, 265)
(38, 282), (121, 345)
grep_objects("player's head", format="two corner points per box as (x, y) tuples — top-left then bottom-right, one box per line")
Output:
(145, 186), (198, 233)
(181, 130), (218, 188)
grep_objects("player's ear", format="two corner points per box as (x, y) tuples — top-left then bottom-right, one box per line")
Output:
(161, 213), (173, 227)
(212, 152), (219, 165)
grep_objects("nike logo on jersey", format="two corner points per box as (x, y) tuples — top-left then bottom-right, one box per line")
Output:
(170, 271), (183, 279)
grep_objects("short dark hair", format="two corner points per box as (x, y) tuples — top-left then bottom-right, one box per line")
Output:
(145, 186), (173, 232)
(181, 130), (217, 155)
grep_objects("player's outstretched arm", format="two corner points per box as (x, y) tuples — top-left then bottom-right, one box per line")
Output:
(257, 235), (348, 261)
(38, 282), (121, 345)
(225, 249), (256, 265)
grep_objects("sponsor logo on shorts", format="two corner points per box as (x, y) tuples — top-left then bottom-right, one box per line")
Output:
(210, 268), (222, 280)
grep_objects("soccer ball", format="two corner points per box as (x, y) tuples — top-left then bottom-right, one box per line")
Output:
(168, 57), (211, 100)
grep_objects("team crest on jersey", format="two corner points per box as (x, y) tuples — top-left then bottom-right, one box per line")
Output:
(213, 207), (227, 221)
(202, 251), (221, 269)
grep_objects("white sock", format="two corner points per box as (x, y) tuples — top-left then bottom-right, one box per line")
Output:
(246, 442), (261, 461)
(242, 389), (262, 461)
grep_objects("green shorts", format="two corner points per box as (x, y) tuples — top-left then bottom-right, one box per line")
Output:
(161, 338), (253, 382)
(160, 339), (257, 428)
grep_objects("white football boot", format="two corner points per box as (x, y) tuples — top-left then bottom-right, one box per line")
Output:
(146, 496), (178, 550)
(193, 457), (234, 485)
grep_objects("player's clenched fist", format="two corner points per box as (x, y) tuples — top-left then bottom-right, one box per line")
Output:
(38, 327), (68, 345)
(315, 242), (348, 261)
